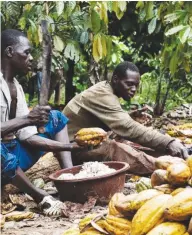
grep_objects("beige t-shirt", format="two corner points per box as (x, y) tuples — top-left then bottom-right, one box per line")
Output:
(63, 81), (173, 150)
(0, 73), (37, 141)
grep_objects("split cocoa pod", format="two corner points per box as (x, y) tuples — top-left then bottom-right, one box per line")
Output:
(164, 188), (192, 221)
(115, 189), (162, 216)
(74, 127), (107, 147)
(155, 155), (185, 170)
(166, 162), (191, 186)
(151, 169), (168, 187)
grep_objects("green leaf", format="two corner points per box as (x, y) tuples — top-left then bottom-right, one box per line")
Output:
(93, 35), (100, 62)
(28, 19), (37, 34)
(45, 15), (55, 32)
(101, 35), (107, 56)
(18, 17), (26, 30)
(148, 18), (157, 34)
(106, 37), (112, 61)
(100, 2), (108, 24)
(89, 2), (97, 8)
(164, 12), (181, 24)
(115, 8), (124, 20)
(91, 9), (101, 33)
(67, 1), (76, 15)
(112, 53), (117, 63)
(112, 1), (125, 20)
(80, 31), (89, 44)
(136, 1), (144, 9)
(107, 1), (113, 12)
(118, 1), (127, 12)
(139, 9), (146, 21)
(56, 1), (64, 16)
(146, 2), (154, 20)
(165, 25), (185, 36)
(169, 51), (178, 75)
(64, 43), (79, 62)
(179, 26), (191, 44)
(54, 35), (64, 52)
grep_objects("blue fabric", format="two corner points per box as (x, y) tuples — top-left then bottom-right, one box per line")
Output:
(1, 110), (68, 181)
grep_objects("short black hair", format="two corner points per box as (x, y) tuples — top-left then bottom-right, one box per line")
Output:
(1, 29), (26, 55)
(113, 61), (139, 78)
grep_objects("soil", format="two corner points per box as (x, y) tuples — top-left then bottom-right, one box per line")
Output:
(2, 205), (107, 235)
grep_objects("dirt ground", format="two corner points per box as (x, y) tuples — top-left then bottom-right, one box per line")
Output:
(2, 205), (107, 235)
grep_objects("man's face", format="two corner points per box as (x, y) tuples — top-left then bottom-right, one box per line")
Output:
(11, 36), (33, 74)
(113, 70), (140, 101)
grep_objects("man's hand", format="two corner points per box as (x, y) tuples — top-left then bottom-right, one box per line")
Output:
(167, 140), (188, 159)
(129, 106), (152, 125)
(28, 105), (51, 126)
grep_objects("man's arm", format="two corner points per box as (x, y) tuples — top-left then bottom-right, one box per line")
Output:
(81, 93), (188, 158)
(1, 105), (50, 138)
(22, 135), (81, 151)
(1, 116), (31, 137)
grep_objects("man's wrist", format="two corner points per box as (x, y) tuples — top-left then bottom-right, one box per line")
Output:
(23, 115), (33, 126)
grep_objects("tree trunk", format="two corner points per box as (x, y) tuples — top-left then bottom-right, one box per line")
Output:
(160, 77), (172, 114)
(39, 20), (52, 106)
(54, 81), (61, 105)
(65, 59), (75, 105)
(154, 75), (162, 116)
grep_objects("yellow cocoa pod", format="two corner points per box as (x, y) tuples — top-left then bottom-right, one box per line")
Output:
(106, 215), (131, 230)
(164, 188), (192, 221)
(130, 194), (172, 235)
(5, 211), (34, 222)
(129, 189), (163, 212)
(108, 193), (125, 217)
(154, 184), (175, 194)
(146, 222), (187, 235)
(186, 156), (192, 174)
(188, 178), (192, 186)
(151, 169), (168, 187)
(98, 220), (129, 235)
(155, 156), (185, 170)
(80, 227), (103, 235)
(114, 193), (138, 217)
(167, 163), (191, 186)
(177, 123), (192, 130)
(171, 188), (185, 196)
(167, 130), (178, 137)
(75, 128), (107, 137)
(62, 228), (80, 235)
(75, 128), (107, 147)
(188, 217), (192, 234)
(0, 214), (5, 229)
(79, 214), (97, 231)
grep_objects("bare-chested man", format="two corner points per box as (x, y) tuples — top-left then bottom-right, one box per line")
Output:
(1, 29), (78, 216)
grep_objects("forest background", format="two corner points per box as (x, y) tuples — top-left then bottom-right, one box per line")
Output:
(1, 1), (192, 116)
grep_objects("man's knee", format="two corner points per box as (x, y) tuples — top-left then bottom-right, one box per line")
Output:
(1, 145), (19, 182)
(43, 110), (69, 138)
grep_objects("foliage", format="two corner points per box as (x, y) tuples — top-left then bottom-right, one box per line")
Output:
(1, 1), (191, 114)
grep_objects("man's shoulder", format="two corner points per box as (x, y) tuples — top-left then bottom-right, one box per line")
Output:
(83, 81), (113, 96)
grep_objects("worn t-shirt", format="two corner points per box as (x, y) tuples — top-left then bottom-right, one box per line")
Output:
(63, 81), (174, 150)
(0, 73), (37, 141)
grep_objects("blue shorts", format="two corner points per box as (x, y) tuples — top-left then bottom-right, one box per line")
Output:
(1, 110), (68, 182)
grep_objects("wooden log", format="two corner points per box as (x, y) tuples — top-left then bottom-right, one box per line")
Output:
(26, 152), (60, 182)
